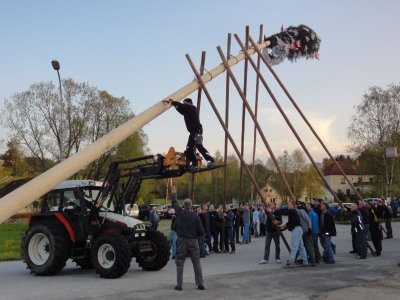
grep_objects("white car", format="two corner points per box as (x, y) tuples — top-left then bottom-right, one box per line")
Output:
(125, 203), (139, 217)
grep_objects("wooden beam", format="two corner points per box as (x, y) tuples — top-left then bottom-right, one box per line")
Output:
(0, 39), (271, 223)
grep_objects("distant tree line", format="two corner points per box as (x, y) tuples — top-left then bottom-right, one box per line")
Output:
(2, 80), (400, 204)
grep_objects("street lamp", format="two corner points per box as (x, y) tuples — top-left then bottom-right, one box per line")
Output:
(385, 147), (398, 199)
(51, 59), (64, 161)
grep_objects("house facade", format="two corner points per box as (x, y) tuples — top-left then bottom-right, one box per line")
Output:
(255, 182), (283, 207)
(323, 160), (375, 198)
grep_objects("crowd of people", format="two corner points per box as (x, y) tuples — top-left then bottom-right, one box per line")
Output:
(169, 193), (394, 290)
(170, 197), (394, 265)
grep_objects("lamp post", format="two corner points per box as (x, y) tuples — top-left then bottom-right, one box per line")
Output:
(51, 59), (64, 161)
(385, 147), (398, 199)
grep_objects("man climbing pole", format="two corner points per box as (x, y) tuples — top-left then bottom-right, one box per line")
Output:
(163, 98), (215, 171)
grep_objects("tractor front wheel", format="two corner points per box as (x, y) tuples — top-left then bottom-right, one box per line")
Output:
(136, 230), (169, 271)
(92, 233), (131, 278)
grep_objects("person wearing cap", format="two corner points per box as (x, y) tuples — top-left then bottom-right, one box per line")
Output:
(163, 98), (215, 171)
(172, 195), (205, 291)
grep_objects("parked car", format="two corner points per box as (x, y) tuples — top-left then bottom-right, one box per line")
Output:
(125, 203), (139, 217)
(160, 204), (175, 218)
(364, 198), (381, 206)
(138, 204), (161, 221)
(155, 205), (164, 217)
(328, 203), (341, 215)
(342, 202), (353, 210)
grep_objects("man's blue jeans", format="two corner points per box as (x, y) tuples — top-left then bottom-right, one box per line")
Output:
(288, 226), (308, 264)
(321, 234), (334, 262)
(243, 221), (250, 243)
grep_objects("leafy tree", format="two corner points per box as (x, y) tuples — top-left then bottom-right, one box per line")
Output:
(0, 138), (27, 176)
(302, 164), (324, 200)
(291, 149), (307, 199)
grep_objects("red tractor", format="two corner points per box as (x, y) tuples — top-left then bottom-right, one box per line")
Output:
(21, 152), (188, 278)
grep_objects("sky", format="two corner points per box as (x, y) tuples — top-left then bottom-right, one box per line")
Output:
(1, 0), (400, 164)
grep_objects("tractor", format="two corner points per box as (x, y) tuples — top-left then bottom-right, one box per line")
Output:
(21, 148), (194, 278)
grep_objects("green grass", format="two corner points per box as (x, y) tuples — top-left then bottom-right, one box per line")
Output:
(157, 219), (172, 238)
(0, 218), (173, 261)
(0, 223), (28, 261)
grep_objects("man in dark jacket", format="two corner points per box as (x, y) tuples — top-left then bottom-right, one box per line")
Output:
(381, 200), (393, 239)
(201, 204), (212, 252)
(233, 207), (242, 243)
(197, 206), (207, 258)
(172, 196), (205, 291)
(358, 201), (371, 241)
(349, 203), (367, 259)
(163, 98), (214, 171)
(209, 204), (220, 253)
(320, 202), (336, 264)
(260, 202), (282, 264)
(225, 206), (235, 254)
(367, 201), (383, 256)
(277, 200), (309, 268)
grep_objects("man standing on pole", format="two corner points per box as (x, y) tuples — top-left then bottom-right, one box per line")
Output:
(163, 98), (215, 171)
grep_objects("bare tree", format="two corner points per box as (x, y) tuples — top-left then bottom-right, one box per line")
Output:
(2, 80), (145, 175)
(3, 86), (53, 170)
(348, 84), (400, 197)
(80, 91), (138, 179)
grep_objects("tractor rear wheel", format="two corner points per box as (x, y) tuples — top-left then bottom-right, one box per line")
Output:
(92, 233), (131, 278)
(22, 222), (70, 276)
(136, 230), (169, 271)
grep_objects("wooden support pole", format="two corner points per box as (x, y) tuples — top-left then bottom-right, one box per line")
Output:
(190, 51), (207, 202)
(216, 46), (294, 251)
(223, 33), (232, 211)
(216, 45), (296, 203)
(236, 34), (342, 204)
(239, 26), (250, 201)
(251, 25), (264, 202)
(0, 39), (271, 224)
(188, 48), (291, 252)
(248, 35), (365, 203)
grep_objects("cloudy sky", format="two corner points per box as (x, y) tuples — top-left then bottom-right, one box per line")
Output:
(1, 0), (399, 163)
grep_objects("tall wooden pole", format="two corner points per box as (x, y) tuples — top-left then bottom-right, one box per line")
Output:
(250, 25), (264, 202)
(0, 39), (271, 224)
(239, 26), (250, 201)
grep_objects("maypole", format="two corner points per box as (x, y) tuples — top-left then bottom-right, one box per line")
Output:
(0, 39), (272, 223)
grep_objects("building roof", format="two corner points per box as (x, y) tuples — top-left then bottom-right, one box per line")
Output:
(323, 161), (360, 176)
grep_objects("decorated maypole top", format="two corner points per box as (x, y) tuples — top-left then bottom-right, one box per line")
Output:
(263, 24), (321, 65)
